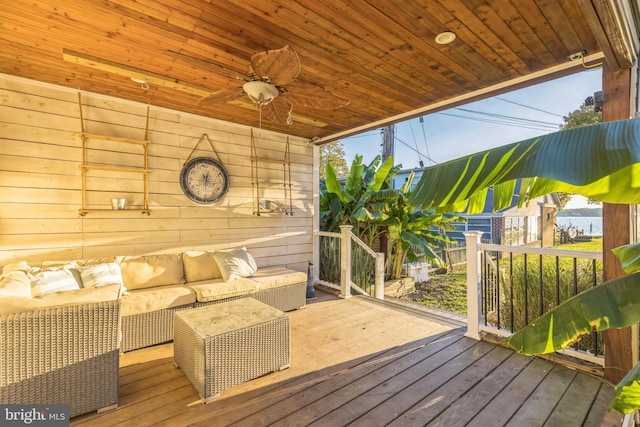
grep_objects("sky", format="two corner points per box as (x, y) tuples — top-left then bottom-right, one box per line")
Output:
(340, 67), (603, 208)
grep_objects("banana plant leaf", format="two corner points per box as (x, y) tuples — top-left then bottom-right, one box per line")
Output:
(410, 119), (640, 213)
(610, 359), (640, 414)
(612, 242), (640, 274)
(504, 272), (640, 355)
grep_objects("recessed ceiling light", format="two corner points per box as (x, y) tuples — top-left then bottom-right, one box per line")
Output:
(435, 31), (456, 45)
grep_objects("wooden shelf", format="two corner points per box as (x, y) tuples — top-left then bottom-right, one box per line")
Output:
(250, 130), (293, 216)
(79, 209), (151, 217)
(81, 133), (149, 145)
(78, 93), (151, 216)
(80, 164), (150, 174)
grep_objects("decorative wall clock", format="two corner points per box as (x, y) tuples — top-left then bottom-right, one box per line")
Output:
(180, 157), (229, 204)
(180, 134), (229, 204)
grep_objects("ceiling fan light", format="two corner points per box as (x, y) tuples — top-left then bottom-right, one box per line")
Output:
(243, 81), (280, 106)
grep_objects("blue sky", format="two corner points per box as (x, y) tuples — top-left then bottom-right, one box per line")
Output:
(340, 67), (603, 208)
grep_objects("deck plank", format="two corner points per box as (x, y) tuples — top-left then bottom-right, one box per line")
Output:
(384, 346), (514, 426)
(505, 364), (577, 426)
(426, 352), (532, 426)
(545, 372), (605, 426)
(468, 357), (553, 426)
(269, 333), (470, 426)
(69, 292), (619, 427)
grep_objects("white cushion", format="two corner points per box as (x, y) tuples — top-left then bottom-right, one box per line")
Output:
(213, 247), (258, 282)
(30, 264), (81, 297)
(2, 261), (30, 275)
(0, 271), (31, 297)
(77, 262), (124, 288)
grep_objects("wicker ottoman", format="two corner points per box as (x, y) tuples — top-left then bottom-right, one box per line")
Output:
(173, 298), (290, 403)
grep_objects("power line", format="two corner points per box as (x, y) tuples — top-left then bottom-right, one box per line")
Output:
(394, 135), (438, 165)
(454, 107), (561, 128)
(495, 96), (565, 118)
(439, 112), (558, 131)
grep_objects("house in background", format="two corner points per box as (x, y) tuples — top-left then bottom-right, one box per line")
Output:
(394, 169), (560, 247)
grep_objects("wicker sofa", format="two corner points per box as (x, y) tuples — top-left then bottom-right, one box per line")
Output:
(0, 264), (122, 418)
(117, 248), (307, 352)
(0, 247), (307, 417)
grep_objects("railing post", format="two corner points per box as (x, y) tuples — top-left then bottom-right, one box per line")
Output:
(339, 225), (352, 299)
(375, 252), (385, 300)
(464, 231), (483, 340)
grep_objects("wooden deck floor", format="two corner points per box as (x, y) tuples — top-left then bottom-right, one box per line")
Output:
(72, 291), (622, 426)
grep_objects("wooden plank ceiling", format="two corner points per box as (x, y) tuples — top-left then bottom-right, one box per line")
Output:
(0, 1), (636, 141)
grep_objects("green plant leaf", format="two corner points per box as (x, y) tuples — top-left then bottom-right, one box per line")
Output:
(609, 360), (640, 414)
(410, 119), (640, 213)
(371, 156), (395, 191)
(505, 272), (640, 355)
(612, 243), (640, 275)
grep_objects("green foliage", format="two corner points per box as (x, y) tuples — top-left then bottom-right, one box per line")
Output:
(320, 154), (399, 246)
(557, 103), (602, 207)
(319, 140), (349, 180)
(560, 103), (602, 130)
(320, 156), (459, 284)
(380, 172), (461, 279)
(410, 119), (640, 214)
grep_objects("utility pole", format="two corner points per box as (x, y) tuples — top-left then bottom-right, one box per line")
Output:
(381, 124), (395, 161)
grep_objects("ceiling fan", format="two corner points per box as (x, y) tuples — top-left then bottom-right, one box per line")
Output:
(166, 45), (349, 125)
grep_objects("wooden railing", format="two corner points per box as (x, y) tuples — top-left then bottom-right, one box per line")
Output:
(314, 225), (385, 299)
(464, 231), (604, 365)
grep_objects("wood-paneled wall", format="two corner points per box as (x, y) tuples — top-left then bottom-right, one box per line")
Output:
(0, 74), (314, 271)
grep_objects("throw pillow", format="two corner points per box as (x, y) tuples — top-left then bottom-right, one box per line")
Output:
(2, 261), (30, 275)
(77, 262), (124, 288)
(183, 251), (223, 282)
(212, 247), (258, 282)
(0, 271), (31, 297)
(30, 264), (81, 297)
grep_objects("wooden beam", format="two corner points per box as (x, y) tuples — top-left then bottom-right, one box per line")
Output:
(601, 61), (638, 383)
(62, 49), (213, 97)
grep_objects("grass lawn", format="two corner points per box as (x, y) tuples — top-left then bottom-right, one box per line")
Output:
(553, 236), (602, 251)
(404, 270), (467, 315)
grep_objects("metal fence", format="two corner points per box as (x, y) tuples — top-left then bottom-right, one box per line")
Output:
(465, 232), (604, 365)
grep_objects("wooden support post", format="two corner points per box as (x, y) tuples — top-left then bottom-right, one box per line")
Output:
(601, 62), (639, 383)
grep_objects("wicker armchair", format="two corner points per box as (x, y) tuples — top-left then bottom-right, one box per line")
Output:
(0, 300), (121, 418)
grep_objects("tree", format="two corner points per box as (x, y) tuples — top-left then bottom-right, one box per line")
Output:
(320, 141), (349, 180)
(557, 102), (603, 207)
(320, 154), (397, 246)
(560, 102), (602, 130)
(320, 155), (459, 280)
(380, 171), (460, 279)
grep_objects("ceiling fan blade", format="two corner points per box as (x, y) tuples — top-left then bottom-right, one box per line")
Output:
(251, 45), (300, 86)
(164, 50), (246, 81)
(285, 80), (350, 110)
(261, 97), (292, 125)
(198, 88), (245, 106)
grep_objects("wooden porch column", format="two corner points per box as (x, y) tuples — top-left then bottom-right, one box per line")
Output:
(602, 62), (639, 383)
